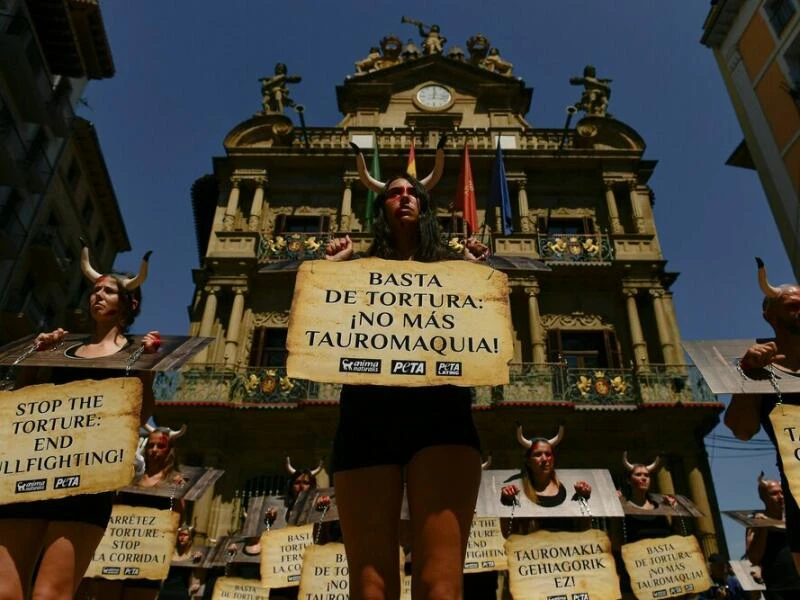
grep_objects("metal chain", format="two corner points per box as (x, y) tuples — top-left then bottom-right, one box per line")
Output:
(621, 514), (627, 543)
(737, 360), (783, 404)
(505, 500), (517, 537)
(169, 478), (186, 513)
(679, 516), (687, 536)
(314, 503), (330, 545)
(225, 544), (235, 577)
(126, 344), (146, 377)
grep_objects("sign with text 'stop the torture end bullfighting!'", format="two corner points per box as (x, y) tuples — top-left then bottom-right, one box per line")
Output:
(0, 377), (141, 504)
(287, 258), (513, 386)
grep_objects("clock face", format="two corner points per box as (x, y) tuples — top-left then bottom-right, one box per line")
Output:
(416, 85), (452, 109)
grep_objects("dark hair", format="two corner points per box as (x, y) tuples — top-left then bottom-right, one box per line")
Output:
(286, 469), (317, 501)
(367, 173), (447, 263)
(90, 273), (142, 330)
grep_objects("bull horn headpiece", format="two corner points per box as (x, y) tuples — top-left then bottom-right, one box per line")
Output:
(757, 470), (767, 490)
(757, 257), (782, 299)
(623, 451), (661, 473)
(310, 459), (324, 476)
(481, 453), (492, 470)
(516, 423), (564, 449)
(80, 237), (151, 291)
(351, 135), (446, 194)
(285, 455), (296, 475)
(143, 422), (187, 441)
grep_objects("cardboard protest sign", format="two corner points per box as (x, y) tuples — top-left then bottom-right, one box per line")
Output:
(505, 529), (619, 600)
(0, 333), (212, 371)
(260, 524), (314, 588)
(212, 577), (270, 600)
(85, 505), (179, 580)
(770, 404), (800, 500)
(0, 377), (140, 504)
(400, 573), (412, 600)
(287, 258), (513, 386)
(464, 516), (507, 573)
(621, 534), (712, 599)
(297, 543), (350, 598)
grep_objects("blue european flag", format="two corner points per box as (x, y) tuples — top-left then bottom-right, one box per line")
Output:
(490, 139), (513, 235)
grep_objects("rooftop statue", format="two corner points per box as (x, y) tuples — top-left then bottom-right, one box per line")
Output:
(401, 16), (446, 54)
(353, 36), (403, 75)
(259, 63), (301, 115)
(482, 47), (513, 76)
(446, 45), (465, 62)
(467, 33), (490, 65)
(570, 65), (612, 118)
(402, 38), (421, 61)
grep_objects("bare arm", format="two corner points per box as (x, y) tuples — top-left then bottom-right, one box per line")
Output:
(725, 394), (763, 440)
(746, 517), (769, 565)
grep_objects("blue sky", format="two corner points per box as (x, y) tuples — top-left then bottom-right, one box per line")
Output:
(82, 1), (794, 559)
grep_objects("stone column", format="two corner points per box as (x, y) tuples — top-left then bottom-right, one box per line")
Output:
(224, 287), (247, 366)
(662, 292), (685, 366)
(649, 288), (677, 365)
(249, 177), (267, 231)
(686, 455), (719, 555)
(623, 287), (649, 368)
(340, 176), (354, 232)
(656, 459), (676, 496)
(223, 179), (240, 231)
(524, 283), (546, 364)
(195, 286), (219, 363)
(516, 177), (531, 233)
(627, 181), (645, 234)
(603, 180), (623, 234)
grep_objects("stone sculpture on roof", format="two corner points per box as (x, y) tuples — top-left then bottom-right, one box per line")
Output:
(259, 63), (301, 115)
(570, 65), (613, 118)
(401, 16), (446, 54)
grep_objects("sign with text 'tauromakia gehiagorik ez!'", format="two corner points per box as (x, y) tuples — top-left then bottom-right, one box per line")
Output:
(287, 258), (513, 386)
(0, 377), (141, 504)
(506, 529), (620, 600)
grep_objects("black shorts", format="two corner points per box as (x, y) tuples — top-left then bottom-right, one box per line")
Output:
(332, 385), (481, 472)
(0, 492), (114, 529)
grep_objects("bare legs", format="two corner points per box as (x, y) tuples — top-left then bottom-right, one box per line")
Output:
(335, 445), (481, 600)
(0, 519), (105, 600)
(336, 465), (404, 600)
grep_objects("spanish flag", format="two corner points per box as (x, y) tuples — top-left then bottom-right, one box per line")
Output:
(406, 140), (417, 178)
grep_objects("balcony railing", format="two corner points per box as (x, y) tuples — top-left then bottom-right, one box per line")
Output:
(153, 363), (716, 408)
(257, 232), (331, 263)
(289, 127), (575, 152)
(537, 233), (613, 263)
(153, 365), (337, 406)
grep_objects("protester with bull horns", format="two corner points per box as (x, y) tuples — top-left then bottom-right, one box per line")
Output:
(618, 451), (676, 542)
(726, 257), (800, 573)
(746, 472), (800, 598)
(137, 423), (189, 489)
(0, 243), (160, 600)
(501, 424), (592, 507)
(324, 138), (489, 600)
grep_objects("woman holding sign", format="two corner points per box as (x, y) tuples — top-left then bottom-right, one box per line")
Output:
(326, 142), (490, 600)
(0, 245), (159, 600)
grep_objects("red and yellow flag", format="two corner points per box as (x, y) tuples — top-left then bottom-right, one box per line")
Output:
(406, 140), (417, 178)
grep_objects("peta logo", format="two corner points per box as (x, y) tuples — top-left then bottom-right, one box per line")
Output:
(339, 358), (381, 373)
(124, 567), (140, 576)
(15, 479), (46, 493)
(571, 594), (590, 600)
(391, 360), (426, 375)
(436, 361), (461, 376)
(54, 475), (80, 490)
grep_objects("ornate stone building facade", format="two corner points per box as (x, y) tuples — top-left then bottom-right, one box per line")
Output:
(702, 0), (800, 278)
(0, 0), (128, 343)
(156, 27), (727, 556)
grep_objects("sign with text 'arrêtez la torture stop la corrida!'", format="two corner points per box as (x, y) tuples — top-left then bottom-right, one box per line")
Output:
(287, 258), (513, 387)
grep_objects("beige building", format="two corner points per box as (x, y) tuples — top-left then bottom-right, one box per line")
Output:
(702, 0), (800, 277)
(0, 0), (128, 343)
(156, 31), (728, 556)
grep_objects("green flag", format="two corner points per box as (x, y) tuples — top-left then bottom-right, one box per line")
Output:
(364, 143), (381, 232)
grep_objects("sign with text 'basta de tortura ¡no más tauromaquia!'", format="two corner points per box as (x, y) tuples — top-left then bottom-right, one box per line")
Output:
(287, 258), (513, 387)
(0, 377), (141, 504)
